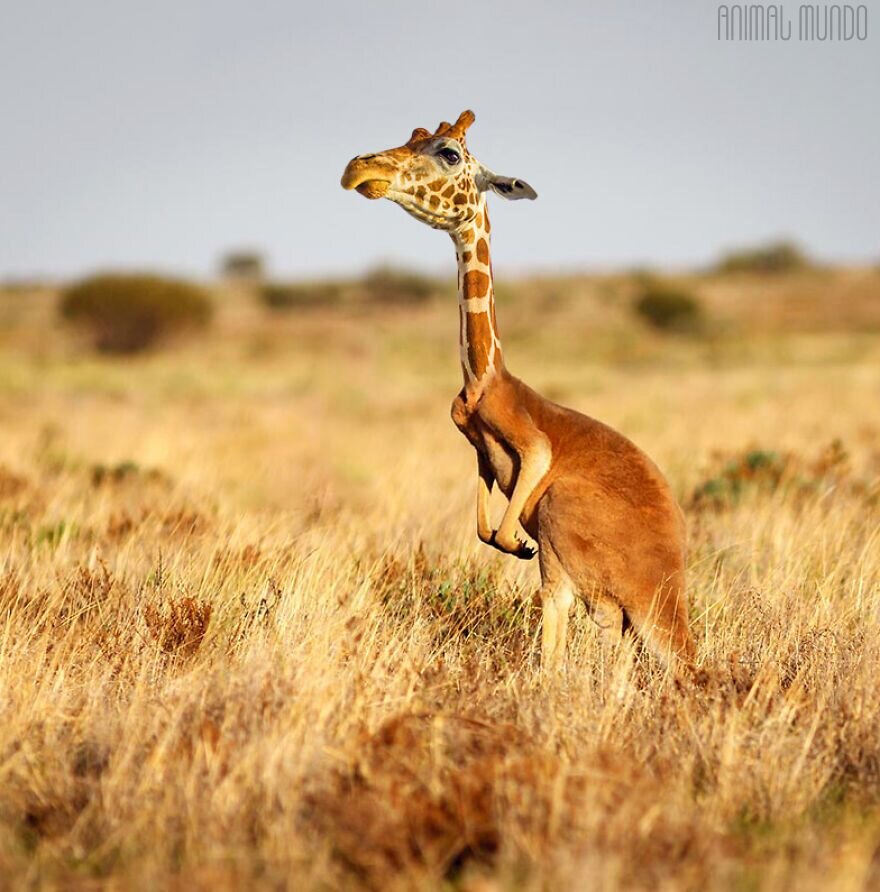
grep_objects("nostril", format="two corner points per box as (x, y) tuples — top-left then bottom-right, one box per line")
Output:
(357, 153), (377, 161)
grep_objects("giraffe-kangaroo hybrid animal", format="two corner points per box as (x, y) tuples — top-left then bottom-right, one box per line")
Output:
(341, 110), (695, 671)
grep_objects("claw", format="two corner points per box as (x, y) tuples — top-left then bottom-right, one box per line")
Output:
(485, 530), (537, 560)
(515, 541), (537, 560)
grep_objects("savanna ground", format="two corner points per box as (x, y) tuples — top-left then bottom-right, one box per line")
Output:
(1, 266), (879, 890)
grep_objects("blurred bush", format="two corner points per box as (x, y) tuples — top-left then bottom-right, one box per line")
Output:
(716, 241), (810, 275)
(361, 265), (439, 303)
(687, 440), (855, 512)
(60, 273), (212, 353)
(220, 250), (265, 282)
(633, 281), (703, 332)
(260, 281), (345, 310)
(0, 277), (50, 294)
(258, 265), (442, 312)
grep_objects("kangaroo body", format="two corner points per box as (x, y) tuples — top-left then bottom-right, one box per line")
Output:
(453, 370), (692, 667)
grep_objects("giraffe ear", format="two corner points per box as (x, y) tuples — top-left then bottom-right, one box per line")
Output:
(479, 168), (537, 201)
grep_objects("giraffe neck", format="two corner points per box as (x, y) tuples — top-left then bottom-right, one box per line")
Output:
(452, 201), (503, 398)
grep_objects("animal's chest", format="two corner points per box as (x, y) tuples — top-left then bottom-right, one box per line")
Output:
(465, 416), (519, 497)
(451, 389), (521, 496)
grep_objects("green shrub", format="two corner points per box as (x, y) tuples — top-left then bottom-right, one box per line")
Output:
(690, 450), (787, 510)
(633, 282), (703, 332)
(259, 281), (344, 310)
(60, 273), (212, 353)
(687, 441), (852, 511)
(361, 265), (438, 303)
(716, 241), (810, 275)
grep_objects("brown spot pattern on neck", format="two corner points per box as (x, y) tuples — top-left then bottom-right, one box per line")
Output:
(454, 203), (502, 393)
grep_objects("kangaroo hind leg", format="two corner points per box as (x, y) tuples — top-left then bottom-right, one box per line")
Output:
(535, 532), (575, 673)
(538, 577), (575, 673)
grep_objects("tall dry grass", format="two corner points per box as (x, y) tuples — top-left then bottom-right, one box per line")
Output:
(0, 271), (879, 889)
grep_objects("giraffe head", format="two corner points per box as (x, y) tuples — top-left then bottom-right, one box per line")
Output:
(341, 110), (536, 234)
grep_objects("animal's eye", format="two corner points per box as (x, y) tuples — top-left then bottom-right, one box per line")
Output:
(437, 147), (461, 165)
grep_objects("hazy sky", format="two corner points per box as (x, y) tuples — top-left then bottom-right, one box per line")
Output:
(1, 1), (878, 280)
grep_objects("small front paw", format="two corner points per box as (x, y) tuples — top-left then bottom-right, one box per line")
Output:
(513, 540), (537, 561)
(491, 531), (538, 561)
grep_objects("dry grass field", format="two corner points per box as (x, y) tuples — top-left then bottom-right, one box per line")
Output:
(1, 267), (879, 890)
